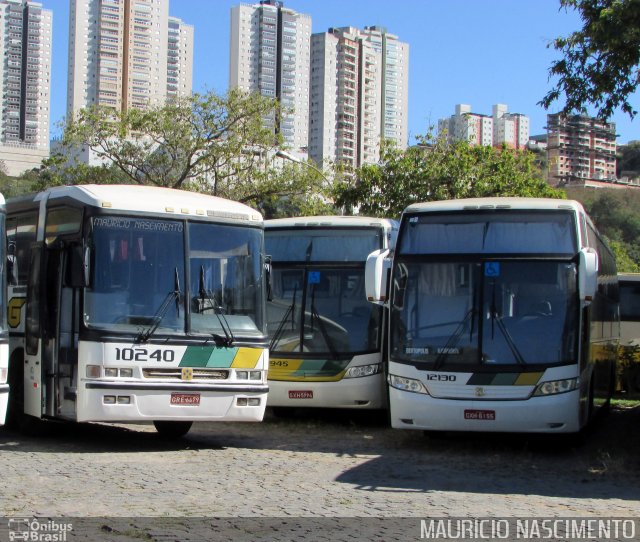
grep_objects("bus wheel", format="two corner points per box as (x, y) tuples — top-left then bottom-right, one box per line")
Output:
(5, 355), (24, 430)
(153, 420), (192, 438)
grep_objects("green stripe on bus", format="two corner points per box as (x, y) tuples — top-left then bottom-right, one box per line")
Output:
(290, 359), (351, 377)
(179, 346), (238, 368)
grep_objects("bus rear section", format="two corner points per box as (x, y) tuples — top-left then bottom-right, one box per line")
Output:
(6, 185), (269, 436)
(367, 198), (618, 434)
(265, 217), (397, 410)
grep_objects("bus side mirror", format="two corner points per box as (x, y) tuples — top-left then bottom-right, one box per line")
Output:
(264, 255), (272, 302)
(83, 246), (92, 287)
(365, 249), (391, 306)
(579, 247), (598, 305)
(7, 242), (17, 285)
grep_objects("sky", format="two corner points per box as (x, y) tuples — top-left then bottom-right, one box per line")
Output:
(44, 0), (638, 144)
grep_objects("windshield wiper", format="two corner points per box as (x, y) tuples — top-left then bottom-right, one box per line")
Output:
(488, 281), (526, 365)
(199, 265), (235, 347)
(309, 285), (339, 360)
(433, 308), (475, 370)
(269, 284), (297, 351)
(137, 268), (181, 343)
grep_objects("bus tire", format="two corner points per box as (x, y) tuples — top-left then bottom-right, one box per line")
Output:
(5, 352), (24, 430)
(153, 420), (192, 438)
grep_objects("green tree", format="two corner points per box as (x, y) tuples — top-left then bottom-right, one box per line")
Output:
(617, 140), (640, 177)
(61, 89), (281, 191)
(566, 186), (640, 269)
(609, 239), (639, 272)
(334, 134), (563, 218)
(540, 0), (640, 119)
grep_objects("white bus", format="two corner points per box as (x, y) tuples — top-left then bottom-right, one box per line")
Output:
(265, 216), (397, 410)
(0, 193), (7, 425)
(5, 185), (269, 437)
(366, 198), (618, 433)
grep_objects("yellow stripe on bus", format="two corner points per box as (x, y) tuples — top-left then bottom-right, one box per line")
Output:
(514, 372), (544, 386)
(230, 348), (262, 369)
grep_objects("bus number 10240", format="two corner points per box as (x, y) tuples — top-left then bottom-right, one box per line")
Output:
(115, 348), (176, 363)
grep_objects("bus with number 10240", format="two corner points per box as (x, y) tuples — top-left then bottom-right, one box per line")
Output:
(366, 198), (618, 434)
(6, 185), (269, 437)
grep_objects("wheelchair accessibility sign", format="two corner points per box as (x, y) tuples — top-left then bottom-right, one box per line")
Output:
(484, 262), (501, 277)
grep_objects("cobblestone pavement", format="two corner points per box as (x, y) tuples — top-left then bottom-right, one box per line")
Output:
(0, 405), (638, 541)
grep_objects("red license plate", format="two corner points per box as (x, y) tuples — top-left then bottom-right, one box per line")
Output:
(170, 393), (200, 405)
(289, 390), (313, 399)
(464, 409), (495, 420)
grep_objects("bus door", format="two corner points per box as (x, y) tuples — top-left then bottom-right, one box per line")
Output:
(24, 242), (80, 420)
(44, 244), (79, 419)
(23, 244), (44, 418)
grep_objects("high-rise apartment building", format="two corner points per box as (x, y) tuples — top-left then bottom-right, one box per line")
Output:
(439, 104), (530, 149)
(0, 0), (51, 176)
(229, 0), (311, 155)
(493, 104), (529, 149)
(358, 26), (409, 150)
(67, 0), (193, 119)
(547, 113), (617, 186)
(167, 16), (193, 102)
(309, 26), (408, 169)
(439, 104), (493, 147)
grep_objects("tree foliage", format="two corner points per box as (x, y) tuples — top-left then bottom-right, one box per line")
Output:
(39, 88), (335, 214)
(333, 134), (563, 218)
(540, 0), (640, 119)
(62, 89), (281, 191)
(617, 140), (640, 177)
(566, 186), (640, 271)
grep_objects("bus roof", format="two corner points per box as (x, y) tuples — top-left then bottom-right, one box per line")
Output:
(266, 215), (397, 230)
(403, 197), (586, 215)
(8, 184), (263, 223)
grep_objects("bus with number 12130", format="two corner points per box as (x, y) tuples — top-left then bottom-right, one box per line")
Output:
(366, 198), (618, 434)
(6, 185), (269, 437)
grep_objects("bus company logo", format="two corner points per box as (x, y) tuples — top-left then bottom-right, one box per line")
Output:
(475, 387), (485, 397)
(8, 518), (73, 541)
(181, 367), (193, 381)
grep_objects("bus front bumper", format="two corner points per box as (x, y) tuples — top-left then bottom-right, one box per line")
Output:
(266, 374), (386, 409)
(78, 380), (269, 423)
(389, 388), (581, 433)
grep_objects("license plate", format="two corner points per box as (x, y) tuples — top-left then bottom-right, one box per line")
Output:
(170, 393), (200, 406)
(464, 409), (495, 420)
(289, 390), (313, 399)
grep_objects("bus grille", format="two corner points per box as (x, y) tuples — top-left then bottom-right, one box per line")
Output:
(142, 368), (229, 380)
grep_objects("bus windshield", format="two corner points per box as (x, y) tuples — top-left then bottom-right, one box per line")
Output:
(391, 260), (579, 368)
(84, 216), (265, 337)
(399, 211), (576, 255)
(268, 266), (382, 355)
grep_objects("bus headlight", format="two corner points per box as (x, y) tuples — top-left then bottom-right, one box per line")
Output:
(533, 378), (579, 397)
(345, 363), (382, 379)
(388, 374), (429, 394)
(0, 367), (7, 384)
